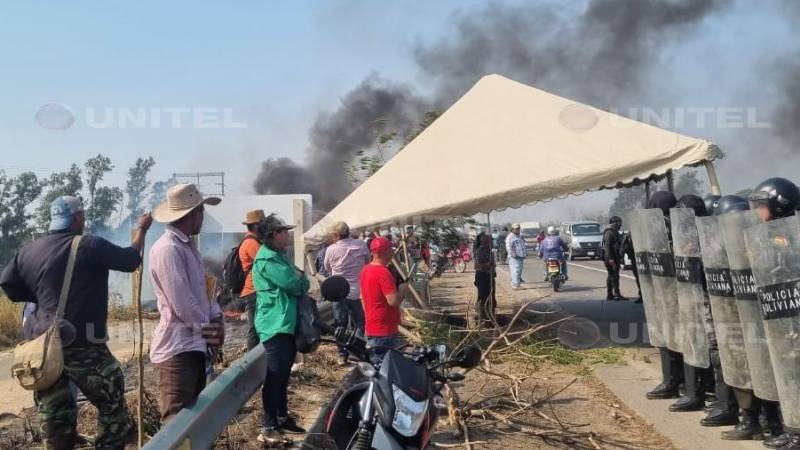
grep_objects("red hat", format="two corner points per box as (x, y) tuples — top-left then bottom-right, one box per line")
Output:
(369, 237), (392, 253)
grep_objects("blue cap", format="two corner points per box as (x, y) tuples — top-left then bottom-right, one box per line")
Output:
(49, 196), (84, 231)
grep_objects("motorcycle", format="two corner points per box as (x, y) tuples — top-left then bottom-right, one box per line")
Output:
(546, 258), (566, 292)
(319, 277), (482, 450)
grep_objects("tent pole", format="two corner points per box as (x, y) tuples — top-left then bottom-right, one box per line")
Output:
(391, 256), (427, 309)
(703, 161), (722, 196)
(666, 170), (675, 193)
(400, 228), (411, 273)
(644, 181), (651, 207)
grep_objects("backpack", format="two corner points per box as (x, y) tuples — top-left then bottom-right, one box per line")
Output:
(222, 236), (256, 295)
(295, 294), (322, 354)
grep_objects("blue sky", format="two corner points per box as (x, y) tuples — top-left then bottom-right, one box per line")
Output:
(1, 1), (798, 224)
(0, 1), (486, 194)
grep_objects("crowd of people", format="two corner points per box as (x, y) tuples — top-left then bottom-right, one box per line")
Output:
(0, 182), (412, 448)
(623, 177), (800, 450)
(3, 174), (800, 449)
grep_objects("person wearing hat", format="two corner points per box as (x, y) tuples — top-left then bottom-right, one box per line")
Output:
(0, 196), (152, 449)
(360, 236), (406, 365)
(251, 213), (309, 443)
(506, 223), (528, 289)
(239, 209), (265, 350)
(148, 183), (224, 423)
(323, 221), (370, 366)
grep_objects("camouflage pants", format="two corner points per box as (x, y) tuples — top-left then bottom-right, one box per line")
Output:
(34, 344), (133, 450)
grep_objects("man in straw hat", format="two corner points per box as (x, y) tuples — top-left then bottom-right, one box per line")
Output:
(148, 183), (224, 422)
(239, 209), (265, 350)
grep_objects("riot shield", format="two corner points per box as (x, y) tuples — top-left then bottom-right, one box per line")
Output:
(696, 216), (751, 390)
(640, 208), (682, 353)
(626, 209), (666, 348)
(721, 211), (779, 401)
(670, 208), (711, 368)
(744, 215), (800, 430)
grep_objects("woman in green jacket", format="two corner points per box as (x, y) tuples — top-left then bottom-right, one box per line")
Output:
(252, 214), (310, 444)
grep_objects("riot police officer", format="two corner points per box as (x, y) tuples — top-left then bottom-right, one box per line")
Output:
(645, 191), (685, 400)
(603, 216), (625, 300)
(748, 178), (800, 449)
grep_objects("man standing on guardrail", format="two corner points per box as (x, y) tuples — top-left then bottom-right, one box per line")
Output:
(324, 221), (370, 366)
(0, 196), (152, 449)
(149, 184), (225, 423)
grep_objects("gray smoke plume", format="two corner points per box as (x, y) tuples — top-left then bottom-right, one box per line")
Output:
(415, 0), (730, 107)
(773, 61), (800, 151)
(254, 75), (427, 210)
(254, 0), (730, 212)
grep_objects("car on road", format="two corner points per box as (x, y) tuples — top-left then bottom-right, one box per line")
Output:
(563, 221), (604, 260)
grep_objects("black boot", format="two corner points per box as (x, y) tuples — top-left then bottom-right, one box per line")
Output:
(761, 401), (784, 442)
(763, 433), (792, 449)
(775, 433), (800, 449)
(670, 364), (705, 412)
(721, 408), (763, 440)
(702, 350), (738, 426)
(647, 348), (681, 399)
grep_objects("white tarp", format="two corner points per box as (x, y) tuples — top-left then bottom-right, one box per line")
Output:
(305, 74), (723, 245)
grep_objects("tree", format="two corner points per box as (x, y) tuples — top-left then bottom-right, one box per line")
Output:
(608, 185), (646, 218)
(90, 186), (123, 232)
(0, 171), (45, 261)
(36, 164), (83, 230)
(149, 178), (176, 209)
(84, 154), (115, 231)
(125, 156), (156, 217)
(344, 111), (442, 187)
(674, 169), (703, 198)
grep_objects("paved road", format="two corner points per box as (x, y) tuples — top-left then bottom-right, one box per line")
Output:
(508, 257), (649, 347)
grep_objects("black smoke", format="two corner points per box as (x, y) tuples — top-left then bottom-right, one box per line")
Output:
(415, 0), (730, 107)
(254, 0), (731, 212)
(254, 75), (427, 210)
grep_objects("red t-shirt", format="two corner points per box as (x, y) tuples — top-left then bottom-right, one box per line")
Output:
(360, 263), (400, 337)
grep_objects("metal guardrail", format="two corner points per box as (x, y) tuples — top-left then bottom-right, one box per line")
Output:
(144, 301), (334, 450)
(143, 344), (266, 450)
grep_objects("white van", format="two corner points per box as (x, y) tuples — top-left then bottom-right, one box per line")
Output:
(562, 221), (604, 260)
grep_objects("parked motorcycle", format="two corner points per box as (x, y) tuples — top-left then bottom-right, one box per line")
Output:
(319, 277), (482, 450)
(546, 258), (566, 292)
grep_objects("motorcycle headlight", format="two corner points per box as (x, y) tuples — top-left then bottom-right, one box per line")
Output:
(391, 385), (429, 437)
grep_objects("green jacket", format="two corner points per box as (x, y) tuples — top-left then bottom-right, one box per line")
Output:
(252, 245), (310, 343)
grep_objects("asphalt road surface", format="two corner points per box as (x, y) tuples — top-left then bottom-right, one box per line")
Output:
(511, 257), (650, 347)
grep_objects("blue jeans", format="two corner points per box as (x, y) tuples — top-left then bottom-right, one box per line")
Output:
(509, 257), (524, 288)
(333, 298), (365, 358)
(367, 335), (403, 366)
(261, 333), (296, 428)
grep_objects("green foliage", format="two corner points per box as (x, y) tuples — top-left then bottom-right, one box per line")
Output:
(36, 164), (83, 230)
(149, 178), (176, 209)
(84, 155), (122, 232)
(125, 156), (156, 217)
(344, 111), (441, 187)
(0, 171), (45, 261)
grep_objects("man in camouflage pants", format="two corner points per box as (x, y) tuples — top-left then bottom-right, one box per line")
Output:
(35, 346), (132, 449)
(1, 196), (152, 449)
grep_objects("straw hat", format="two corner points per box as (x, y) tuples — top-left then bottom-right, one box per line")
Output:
(152, 183), (221, 223)
(242, 209), (266, 225)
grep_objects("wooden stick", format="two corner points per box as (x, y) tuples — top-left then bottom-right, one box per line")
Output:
(131, 230), (145, 449)
(704, 160), (722, 195)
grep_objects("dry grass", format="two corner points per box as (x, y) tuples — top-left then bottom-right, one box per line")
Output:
(108, 293), (137, 322)
(0, 295), (23, 348)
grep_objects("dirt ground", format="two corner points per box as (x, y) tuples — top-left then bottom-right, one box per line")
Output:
(0, 271), (677, 450)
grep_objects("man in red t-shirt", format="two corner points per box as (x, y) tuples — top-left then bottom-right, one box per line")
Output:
(360, 236), (405, 363)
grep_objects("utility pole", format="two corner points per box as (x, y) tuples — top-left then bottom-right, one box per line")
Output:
(172, 172), (226, 196)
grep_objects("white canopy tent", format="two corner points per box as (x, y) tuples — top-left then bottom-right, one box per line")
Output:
(304, 74), (723, 246)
